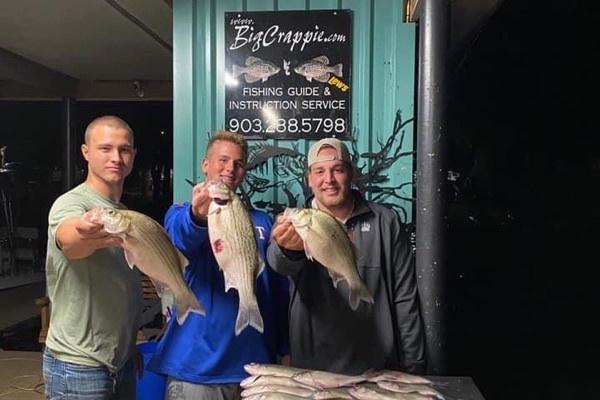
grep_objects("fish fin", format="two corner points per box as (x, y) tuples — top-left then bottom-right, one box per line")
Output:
(313, 55), (329, 64)
(246, 56), (262, 66)
(160, 289), (175, 317)
(304, 76), (313, 82)
(314, 73), (331, 83)
(208, 207), (221, 216)
(223, 272), (236, 292)
(244, 74), (263, 83)
(232, 64), (245, 78)
(303, 242), (315, 261)
(174, 288), (206, 325)
(123, 249), (136, 269)
(348, 281), (375, 310)
(177, 249), (189, 271)
(328, 270), (345, 288)
(332, 63), (343, 77)
(235, 299), (264, 335)
(256, 255), (265, 278)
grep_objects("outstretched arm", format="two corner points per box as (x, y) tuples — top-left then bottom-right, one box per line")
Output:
(56, 209), (121, 259)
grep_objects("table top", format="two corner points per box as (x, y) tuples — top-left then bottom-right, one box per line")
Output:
(430, 376), (486, 400)
(0, 350), (486, 400)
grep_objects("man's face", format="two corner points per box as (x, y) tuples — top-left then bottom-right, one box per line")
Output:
(308, 146), (353, 209)
(81, 125), (136, 185)
(202, 140), (246, 189)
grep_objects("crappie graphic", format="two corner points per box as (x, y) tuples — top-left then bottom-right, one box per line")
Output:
(293, 56), (343, 83)
(94, 208), (205, 325)
(284, 207), (374, 310)
(232, 56), (280, 83)
(207, 180), (264, 335)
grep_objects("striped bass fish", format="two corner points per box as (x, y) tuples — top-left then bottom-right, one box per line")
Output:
(207, 180), (264, 335)
(349, 385), (438, 400)
(284, 207), (374, 310)
(244, 363), (367, 389)
(94, 208), (205, 325)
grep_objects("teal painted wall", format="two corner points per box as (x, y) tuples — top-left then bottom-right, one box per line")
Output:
(173, 0), (415, 222)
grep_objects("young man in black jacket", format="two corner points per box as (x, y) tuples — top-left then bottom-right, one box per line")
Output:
(267, 138), (425, 375)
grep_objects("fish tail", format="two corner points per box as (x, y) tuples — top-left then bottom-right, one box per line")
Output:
(235, 298), (264, 336)
(332, 63), (343, 77)
(348, 281), (375, 310)
(232, 64), (244, 78)
(175, 288), (206, 325)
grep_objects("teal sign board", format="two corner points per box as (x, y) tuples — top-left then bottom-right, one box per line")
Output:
(224, 10), (352, 139)
(173, 0), (415, 223)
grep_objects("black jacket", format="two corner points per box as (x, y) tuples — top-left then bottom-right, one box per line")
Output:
(266, 192), (425, 374)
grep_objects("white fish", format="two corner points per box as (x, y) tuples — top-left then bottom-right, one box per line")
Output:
(240, 375), (316, 390)
(207, 180), (264, 335)
(243, 394), (308, 400)
(233, 56), (280, 83)
(241, 384), (315, 398)
(284, 208), (374, 310)
(377, 381), (444, 399)
(294, 56), (342, 83)
(244, 363), (366, 389)
(349, 385), (436, 400)
(95, 208), (205, 325)
(313, 388), (356, 399)
(366, 370), (433, 385)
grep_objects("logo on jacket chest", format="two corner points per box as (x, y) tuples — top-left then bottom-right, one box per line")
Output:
(255, 226), (266, 240)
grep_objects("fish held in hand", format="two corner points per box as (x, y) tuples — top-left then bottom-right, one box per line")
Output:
(94, 208), (205, 325)
(207, 180), (264, 335)
(284, 207), (374, 310)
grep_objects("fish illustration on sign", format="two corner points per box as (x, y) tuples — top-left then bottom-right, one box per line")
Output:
(294, 56), (343, 83)
(232, 56), (280, 83)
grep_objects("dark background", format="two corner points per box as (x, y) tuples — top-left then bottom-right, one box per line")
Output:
(0, 1), (596, 399)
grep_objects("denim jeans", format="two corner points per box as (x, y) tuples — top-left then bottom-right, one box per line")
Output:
(43, 349), (136, 400)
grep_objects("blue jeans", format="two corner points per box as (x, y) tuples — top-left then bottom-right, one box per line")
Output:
(43, 349), (136, 400)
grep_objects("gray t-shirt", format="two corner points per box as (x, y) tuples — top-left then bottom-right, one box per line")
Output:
(45, 183), (142, 372)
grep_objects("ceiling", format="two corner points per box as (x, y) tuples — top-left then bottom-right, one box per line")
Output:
(0, 0), (173, 100)
(0, 0), (500, 101)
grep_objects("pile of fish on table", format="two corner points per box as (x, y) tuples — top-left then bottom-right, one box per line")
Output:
(241, 363), (445, 400)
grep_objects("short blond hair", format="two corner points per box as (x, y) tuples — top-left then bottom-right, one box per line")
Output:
(206, 130), (248, 165)
(84, 115), (134, 144)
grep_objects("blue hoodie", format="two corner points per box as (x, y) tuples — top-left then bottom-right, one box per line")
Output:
(148, 202), (289, 384)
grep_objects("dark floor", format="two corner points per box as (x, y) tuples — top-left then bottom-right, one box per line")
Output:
(0, 316), (42, 352)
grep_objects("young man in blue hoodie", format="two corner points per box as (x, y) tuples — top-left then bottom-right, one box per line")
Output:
(149, 131), (289, 400)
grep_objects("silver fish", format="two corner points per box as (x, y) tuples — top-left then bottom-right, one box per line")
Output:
(240, 375), (316, 390)
(377, 381), (444, 399)
(243, 394), (308, 400)
(349, 385), (436, 400)
(313, 388), (356, 399)
(241, 384), (315, 398)
(293, 56), (343, 83)
(207, 180), (264, 335)
(243, 363), (366, 389)
(366, 370), (433, 385)
(284, 208), (374, 310)
(95, 208), (205, 325)
(232, 56), (280, 83)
